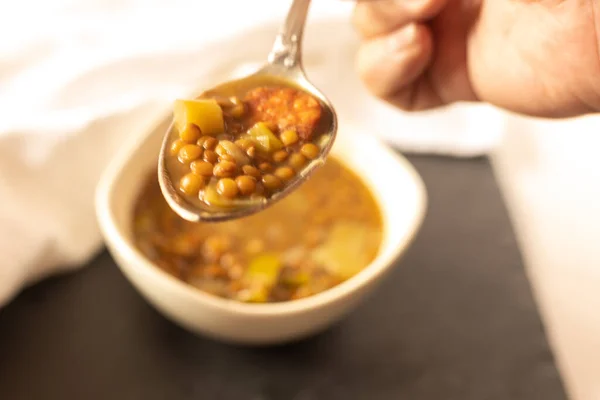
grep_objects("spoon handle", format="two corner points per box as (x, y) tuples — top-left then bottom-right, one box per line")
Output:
(268, 0), (312, 68)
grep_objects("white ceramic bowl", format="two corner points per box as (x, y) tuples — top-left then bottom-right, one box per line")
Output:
(95, 115), (427, 345)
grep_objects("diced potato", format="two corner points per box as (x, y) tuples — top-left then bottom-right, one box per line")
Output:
(246, 252), (282, 287)
(173, 99), (224, 136)
(247, 122), (284, 153)
(312, 222), (374, 279)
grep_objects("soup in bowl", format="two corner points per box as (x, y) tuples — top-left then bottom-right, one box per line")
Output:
(134, 156), (382, 303)
(95, 117), (426, 345)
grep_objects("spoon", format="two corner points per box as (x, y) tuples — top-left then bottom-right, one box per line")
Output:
(158, 0), (337, 223)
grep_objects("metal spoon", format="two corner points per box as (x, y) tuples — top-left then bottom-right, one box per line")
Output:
(158, 0), (337, 223)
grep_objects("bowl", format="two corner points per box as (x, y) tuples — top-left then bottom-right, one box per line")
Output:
(95, 115), (427, 345)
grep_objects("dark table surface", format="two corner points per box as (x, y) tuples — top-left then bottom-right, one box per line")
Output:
(0, 155), (567, 400)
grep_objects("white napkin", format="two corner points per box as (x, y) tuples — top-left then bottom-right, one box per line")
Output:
(0, 0), (503, 307)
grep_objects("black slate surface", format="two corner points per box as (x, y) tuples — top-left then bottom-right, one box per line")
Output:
(0, 156), (567, 400)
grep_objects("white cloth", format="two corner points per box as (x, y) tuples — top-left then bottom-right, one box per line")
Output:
(0, 0), (504, 307)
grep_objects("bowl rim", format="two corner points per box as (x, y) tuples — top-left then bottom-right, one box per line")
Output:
(95, 111), (427, 317)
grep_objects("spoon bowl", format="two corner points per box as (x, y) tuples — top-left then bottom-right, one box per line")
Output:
(158, 0), (337, 223)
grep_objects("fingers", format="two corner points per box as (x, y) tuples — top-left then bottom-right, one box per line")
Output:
(353, 0), (449, 110)
(356, 23), (433, 101)
(353, 0), (448, 39)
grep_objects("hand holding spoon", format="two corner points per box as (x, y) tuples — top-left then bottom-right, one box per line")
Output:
(158, 0), (337, 223)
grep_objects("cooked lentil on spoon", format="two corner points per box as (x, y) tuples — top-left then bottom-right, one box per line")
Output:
(167, 76), (331, 210)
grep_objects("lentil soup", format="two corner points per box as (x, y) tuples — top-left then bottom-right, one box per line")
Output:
(134, 157), (382, 303)
(167, 76), (333, 210)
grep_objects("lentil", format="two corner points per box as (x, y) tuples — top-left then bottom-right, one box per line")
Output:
(217, 178), (239, 199)
(178, 144), (203, 163)
(228, 101), (245, 119)
(300, 143), (320, 160)
(262, 174), (282, 190)
(219, 154), (236, 163)
(272, 150), (289, 163)
(170, 139), (185, 156)
(236, 175), (257, 195)
(203, 235), (231, 261)
(235, 138), (253, 150)
(190, 160), (214, 177)
(242, 165), (261, 178)
(213, 161), (237, 178)
(179, 123), (201, 143)
(179, 173), (204, 196)
(274, 166), (295, 182)
(280, 130), (299, 146)
(202, 136), (218, 150)
(258, 162), (273, 172)
(203, 150), (219, 164)
(288, 153), (307, 170)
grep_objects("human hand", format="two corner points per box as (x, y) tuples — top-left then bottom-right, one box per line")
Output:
(353, 0), (600, 118)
